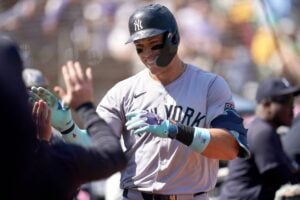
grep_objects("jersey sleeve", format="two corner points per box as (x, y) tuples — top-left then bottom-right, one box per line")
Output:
(96, 83), (126, 138)
(206, 75), (234, 126)
(206, 75), (250, 158)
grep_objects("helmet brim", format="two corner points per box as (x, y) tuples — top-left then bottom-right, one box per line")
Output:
(125, 29), (165, 44)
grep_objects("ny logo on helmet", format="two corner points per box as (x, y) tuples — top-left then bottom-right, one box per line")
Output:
(134, 19), (143, 31)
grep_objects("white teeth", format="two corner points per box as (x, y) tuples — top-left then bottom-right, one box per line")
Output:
(146, 61), (155, 66)
(145, 56), (158, 65)
(147, 61), (155, 65)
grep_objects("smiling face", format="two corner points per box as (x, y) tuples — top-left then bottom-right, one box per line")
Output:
(134, 34), (167, 74)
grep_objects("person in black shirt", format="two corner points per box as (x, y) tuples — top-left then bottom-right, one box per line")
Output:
(282, 96), (300, 184)
(0, 35), (127, 200)
(219, 77), (300, 200)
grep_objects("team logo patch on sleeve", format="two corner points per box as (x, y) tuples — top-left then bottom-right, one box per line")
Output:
(224, 102), (235, 110)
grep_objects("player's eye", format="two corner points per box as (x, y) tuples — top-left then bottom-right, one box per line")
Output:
(136, 43), (163, 54)
(151, 44), (164, 50)
(136, 48), (143, 54)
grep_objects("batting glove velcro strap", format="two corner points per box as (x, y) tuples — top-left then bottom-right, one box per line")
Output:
(189, 127), (211, 153)
(167, 121), (179, 139)
(62, 125), (92, 147)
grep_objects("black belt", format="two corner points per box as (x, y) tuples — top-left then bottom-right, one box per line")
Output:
(123, 188), (206, 200)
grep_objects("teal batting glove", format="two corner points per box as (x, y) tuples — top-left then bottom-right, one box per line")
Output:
(31, 86), (73, 132)
(30, 87), (92, 146)
(125, 110), (178, 138)
(62, 128), (92, 146)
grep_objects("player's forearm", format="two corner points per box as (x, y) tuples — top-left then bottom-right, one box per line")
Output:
(76, 102), (127, 169)
(75, 102), (98, 128)
(174, 124), (239, 160)
(59, 103), (96, 146)
(76, 102), (119, 143)
(125, 110), (249, 159)
(200, 128), (239, 160)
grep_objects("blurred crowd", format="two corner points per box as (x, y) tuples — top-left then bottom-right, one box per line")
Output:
(1, 0), (300, 101)
(1, 1), (300, 200)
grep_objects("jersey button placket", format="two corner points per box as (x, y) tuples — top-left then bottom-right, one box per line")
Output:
(160, 93), (169, 167)
(155, 92), (170, 191)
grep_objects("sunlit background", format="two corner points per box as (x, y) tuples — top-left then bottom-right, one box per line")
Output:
(1, 0), (300, 104)
(1, 1), (300, 198)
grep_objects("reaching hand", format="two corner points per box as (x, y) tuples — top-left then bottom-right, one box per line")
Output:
(29, 87), (92, 146)
(125, 110), (178, 138)
(32, 100), (52, 142)
(54, 61), (94, 109)
(29, 86), (73, 133)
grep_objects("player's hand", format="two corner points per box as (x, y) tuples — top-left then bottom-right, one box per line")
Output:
(32, 100), (52, 142)
(54, 61), (94, 109)
(29, 86), (74, 133)
(125, 110), (178, 138)
(29, 87), (92, 146)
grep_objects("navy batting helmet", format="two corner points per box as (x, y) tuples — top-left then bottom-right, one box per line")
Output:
(126, 4), (180, 67)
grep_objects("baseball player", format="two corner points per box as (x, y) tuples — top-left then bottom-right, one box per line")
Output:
(1, 36), (127, 199)
(95, 4), (250, 200)
(33, 3), (250, 200)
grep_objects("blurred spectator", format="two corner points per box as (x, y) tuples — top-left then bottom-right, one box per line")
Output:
(22, 68), (49, 89)
(176, 0), (220, 71)
(0, 0), (298, 87)
(219, 77), (300, 200)
(282, 96), (300, 183)
(0, 35), (127, 199)
(0, 33), (36, 200)
(213, 40), (257, 95)
(22, 67), (64, 145)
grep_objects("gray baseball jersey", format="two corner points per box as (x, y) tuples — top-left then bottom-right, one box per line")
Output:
(96, 64), (234, 194)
